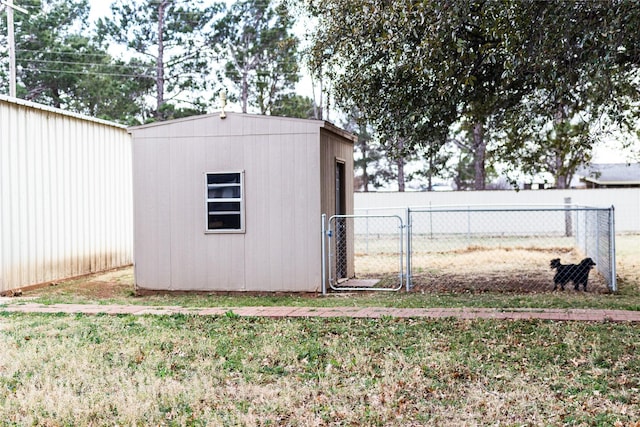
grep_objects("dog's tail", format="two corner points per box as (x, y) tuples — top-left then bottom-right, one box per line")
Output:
(550, 258), (562, 269)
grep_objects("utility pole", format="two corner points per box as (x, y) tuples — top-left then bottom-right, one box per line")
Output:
(2, 0), (28, 97)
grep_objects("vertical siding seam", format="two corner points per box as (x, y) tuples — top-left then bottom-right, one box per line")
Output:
(0, 99), (133, 291)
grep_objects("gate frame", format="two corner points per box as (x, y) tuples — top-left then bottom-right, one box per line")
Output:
(322, 214), (406, 294)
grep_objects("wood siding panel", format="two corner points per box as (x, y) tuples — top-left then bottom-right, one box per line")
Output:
(131, 113), (350, 292)
(320, 129), (356, 279)
(132, 137), (172, 289)
(203, 135), (245, 291)
(242, 131), (321, 292)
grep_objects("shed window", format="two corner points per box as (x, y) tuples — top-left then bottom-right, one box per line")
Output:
(206, 172), (244, 232)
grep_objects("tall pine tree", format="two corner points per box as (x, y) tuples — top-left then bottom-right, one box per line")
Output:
(97, 0), (221, 121)
(211, 0), (300, 114)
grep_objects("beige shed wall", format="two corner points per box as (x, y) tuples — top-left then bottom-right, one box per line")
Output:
(132, 113), (329, 292)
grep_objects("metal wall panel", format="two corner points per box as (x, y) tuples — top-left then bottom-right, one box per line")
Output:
(0, 96), (133, 292)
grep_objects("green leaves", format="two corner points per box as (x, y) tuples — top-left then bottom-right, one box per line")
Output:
(310, 0), (640, 189)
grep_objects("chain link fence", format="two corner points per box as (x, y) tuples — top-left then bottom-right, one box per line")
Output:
(330, 205), (616, 294)
(408, 205), (615, 293)
(323, 215), (405, 292)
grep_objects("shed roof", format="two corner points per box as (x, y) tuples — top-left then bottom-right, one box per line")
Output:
(0, 94), (127, 129)
(577, 163), (640, 185)
(127, 111), (357, 142)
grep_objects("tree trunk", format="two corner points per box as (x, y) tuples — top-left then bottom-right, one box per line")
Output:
(397, 137), (406, 192)
(472, 121), (486, 190)
(427, 153), (434, 191)
(554, 104), (567, 189)
(555, 151), (567, 189)
(241, 68), (249, 113)
(362, 143), (369, 192)
(155, 0), (167, 120)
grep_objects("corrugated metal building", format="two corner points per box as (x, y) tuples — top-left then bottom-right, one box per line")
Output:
(0, 95), (133, 293)
(130, 112), (355, 292)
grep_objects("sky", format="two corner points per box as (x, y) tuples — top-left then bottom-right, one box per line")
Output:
(85, 0), (636, 164)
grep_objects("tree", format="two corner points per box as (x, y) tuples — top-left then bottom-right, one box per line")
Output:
(343, 110), (390, 191)
(309, 0), (640, 190)
(496, 1), (640, 188)
(97, 0), (220, 120)
(69, 56), (154, 124)
(211, 0), (300, 115)
(270, 94), (314, 119)
(308, 0), (529, 189)
(0, 0), (152, 123)
(0, 0), (90, 105)
(408, 143), (453, 191)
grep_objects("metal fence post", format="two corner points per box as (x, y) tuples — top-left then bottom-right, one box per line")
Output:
(610, 206), (617, 292)
(595, 210), (600, 265)
(467, 205), (471, 246)
(564, 197), (573, 237)
(406, 207), (412, 291)
(365, 209), (370, 254)
(321, 214), (327, 295)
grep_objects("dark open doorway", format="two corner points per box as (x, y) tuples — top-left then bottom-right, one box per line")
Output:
(335, 160), (347, 279)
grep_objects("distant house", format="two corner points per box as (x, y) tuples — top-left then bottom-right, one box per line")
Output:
(576, 163), (640, 189)
(129, 112), (356, 293)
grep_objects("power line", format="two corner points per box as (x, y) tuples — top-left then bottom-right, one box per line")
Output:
(22, 67), (155, 79)
(12, 51), (305, 68)
(16, 48), (119, 59)
(22, 57), (154, 71)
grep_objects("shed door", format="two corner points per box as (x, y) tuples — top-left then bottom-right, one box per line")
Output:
(335, 161), (347, 279)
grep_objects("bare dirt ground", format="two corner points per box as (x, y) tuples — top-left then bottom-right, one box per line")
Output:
(22, 235), (639, 300)
(410, 246), (611, 294)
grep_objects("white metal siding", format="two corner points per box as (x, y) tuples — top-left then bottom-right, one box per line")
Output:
(354, 189), (640, 233)
(0, 96), (133, 292)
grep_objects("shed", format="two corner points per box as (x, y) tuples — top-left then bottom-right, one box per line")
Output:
(0, 95), (133, 293)
(129, 112), (356, 293)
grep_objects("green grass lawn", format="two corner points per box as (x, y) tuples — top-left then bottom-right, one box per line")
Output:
(1, 236), (639, 425)
(1, 312), (638, 426)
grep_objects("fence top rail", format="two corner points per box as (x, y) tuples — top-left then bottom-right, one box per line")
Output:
(405, 204), (614, 213)
(329, 214), (404, 221)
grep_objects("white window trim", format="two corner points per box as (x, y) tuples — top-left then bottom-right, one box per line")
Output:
(205, 171), (245, 234)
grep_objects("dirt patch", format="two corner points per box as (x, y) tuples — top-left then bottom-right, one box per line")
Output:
(411, 271), (610, 294)
(25, 267), (135, 300)
(353, 234), (639, 295)
(409, 247), (610, 294)
(65, 281), (134, 299)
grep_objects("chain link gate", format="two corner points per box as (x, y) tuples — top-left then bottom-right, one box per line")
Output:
(322, 214), (405, 293)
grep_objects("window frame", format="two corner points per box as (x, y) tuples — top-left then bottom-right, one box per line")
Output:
(204, 171), (245, 234)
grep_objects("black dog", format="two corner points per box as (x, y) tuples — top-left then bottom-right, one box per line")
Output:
(550, 258), (596, 291)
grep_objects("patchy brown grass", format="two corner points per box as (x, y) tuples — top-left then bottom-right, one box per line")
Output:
(410, 247), (610, 294)
(0, 313), (639, 426)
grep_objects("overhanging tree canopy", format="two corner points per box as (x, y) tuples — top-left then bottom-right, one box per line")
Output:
(309, 0), (640, 189)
